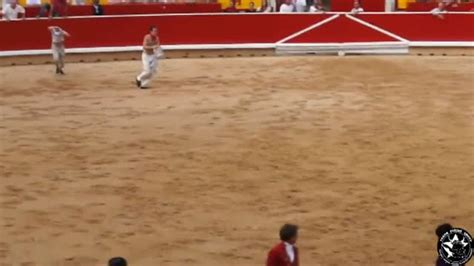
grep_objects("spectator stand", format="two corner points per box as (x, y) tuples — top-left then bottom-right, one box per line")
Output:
(23, 2), (222, 17)
(405, 1), (474, 11)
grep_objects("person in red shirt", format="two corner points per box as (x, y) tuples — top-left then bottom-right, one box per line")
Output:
(267, 224), (299, 266)
(49, 0), (68, 18)
(225, 1), (238, 12)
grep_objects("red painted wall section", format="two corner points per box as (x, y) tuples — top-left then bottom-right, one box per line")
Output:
(360, 14), (474, 41)
(0, 14), (473, 52)
(331, 0), (385, 12)
(285, 16), (397, 43)
(0, 15), (330, 51)
(24, 3), (222, 17)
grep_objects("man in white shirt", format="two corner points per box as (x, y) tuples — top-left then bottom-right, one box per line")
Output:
(351, 0), (364, 14)
(309, 1), (324, 12)
(431, 2), (447, 19)
(295, 0), (307, 12)
(279, 0), (295, 12)
(1, 0), (25, 20)
(2, 0), (9, 10)
(263, 0), (276, 12)
(48, 26), (70, 75)
(136, 26), (162, 89)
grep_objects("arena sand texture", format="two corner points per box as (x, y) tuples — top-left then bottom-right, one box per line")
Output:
(0, 56), (473, 266)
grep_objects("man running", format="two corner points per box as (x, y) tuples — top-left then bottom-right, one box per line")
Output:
(48, 26), (70, 75)
(136, 25), (162, 89)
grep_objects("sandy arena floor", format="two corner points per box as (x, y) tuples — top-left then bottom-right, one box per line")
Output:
(0, 56), (473, 266)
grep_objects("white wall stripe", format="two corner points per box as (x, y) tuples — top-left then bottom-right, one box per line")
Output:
(0, 44), (277, 57)
(277, 41), (408, 47)
(276, 15), (340, 44)
(410, 41), (474, 47)
(0, 42), (471, 57)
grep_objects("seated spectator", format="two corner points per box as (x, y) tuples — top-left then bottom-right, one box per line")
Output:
(259, 0), (274, 12)
(431, 2), (447, 18)
(309, 1), (325, 12)
(263, 0), (277, 12)
(279, 0), (295, 12)
(442, 0), (460, 8)
(263, 5), (274, 11)
(295, 0), (307, 12)
(49, 0), (68, 18)
(225, 1), (238, 12)
(267, 224), (299, 266)
(1, 0), (25, 21)
(37, 3), (51, 17)
(109, 257), (127, 266)
(92, 0), (104, 15)
(350, 0), (364, 14)
(248, 1), (257, 12)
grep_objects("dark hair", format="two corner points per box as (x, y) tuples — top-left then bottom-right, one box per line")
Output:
(149, 25), (157, 32)
(435, 223), (453, 238)
(108, 257), (127, 266)
(279, 224), (298, 241)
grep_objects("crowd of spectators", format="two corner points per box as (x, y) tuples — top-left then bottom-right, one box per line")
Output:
(0, 0), (104, 19)
(224, 0), (365, 13)
(240, 0), (470, 13)
(1, 0), (25, 20)
(1, 0), (473, 19)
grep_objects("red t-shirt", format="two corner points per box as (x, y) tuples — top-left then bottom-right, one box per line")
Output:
(52, 0), (67, 16)
(225, 6), (238, 12)
(267, 242), (299, 266)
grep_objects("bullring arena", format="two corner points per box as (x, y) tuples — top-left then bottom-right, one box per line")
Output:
(0, 6), (473, 266)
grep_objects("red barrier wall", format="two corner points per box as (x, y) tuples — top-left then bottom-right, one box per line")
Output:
(0, 14), (330, 51)
(0, 13), (473, 52)
(25, 3), (222, 17)
(285, 16), (397, 42)
(359, 14), (474, 41)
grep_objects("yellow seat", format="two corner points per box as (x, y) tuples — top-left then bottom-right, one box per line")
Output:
(219, 0), (263, 9)
(398, 0), (416, 9)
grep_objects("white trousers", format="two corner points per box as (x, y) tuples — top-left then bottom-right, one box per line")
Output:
(137, 52), (158, 87)
(52, 44), (65, 67)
